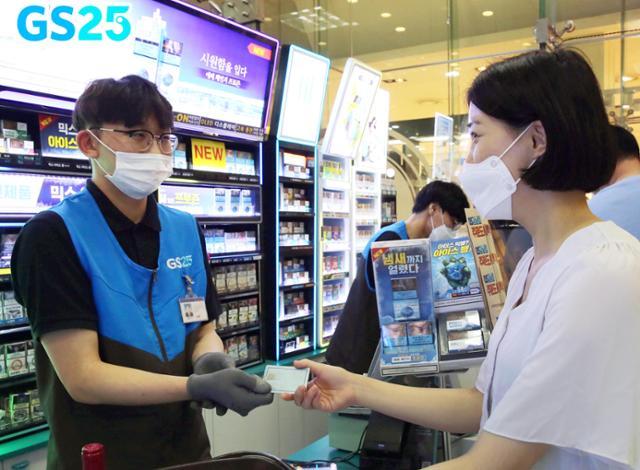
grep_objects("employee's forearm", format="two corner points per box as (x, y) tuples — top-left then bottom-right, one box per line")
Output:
(353, 376), (482, 434)
(192, 322), (224, 363)
(73, 361), (190, 406)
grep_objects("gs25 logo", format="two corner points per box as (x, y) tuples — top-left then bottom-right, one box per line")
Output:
(17, 5), (132, 41)
(166, 255), (193, 270)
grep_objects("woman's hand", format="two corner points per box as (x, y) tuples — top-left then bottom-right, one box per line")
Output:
(281, 359), (360, 412)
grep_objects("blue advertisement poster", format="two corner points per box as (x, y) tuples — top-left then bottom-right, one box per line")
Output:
(0, 172), (86, 214)
(431, 237), (483, 309)
(158, 184), (258, 218)
(371, 239), (438, 375)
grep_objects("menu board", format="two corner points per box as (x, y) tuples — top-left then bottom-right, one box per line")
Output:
(321, 58), (381, 159)
(0, 1), (278, 140)
(277, 46), (331, 146)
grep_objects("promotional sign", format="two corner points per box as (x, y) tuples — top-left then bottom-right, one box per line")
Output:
(357, 87), (389, 171)
(432, 112), (454, 181)
(277, 46), (331, 146)
(190, 138), (226, 172)
(322, 59), (381, 159)
(38, 114), (84, 159)
(371, 239), (438, 376)
(0, 172), (86, 214)
(158, 184), (258, 218)
(0, 1), (278, 140)
(430, 236), (483, 310)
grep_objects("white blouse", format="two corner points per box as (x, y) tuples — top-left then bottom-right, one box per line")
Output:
(475, 222), (640, 469)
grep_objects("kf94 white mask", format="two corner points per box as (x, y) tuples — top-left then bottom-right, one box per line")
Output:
(89, 131), (173, 200)
(459, 123), (533, 220)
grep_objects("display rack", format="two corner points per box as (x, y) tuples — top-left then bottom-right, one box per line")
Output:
(317, 155), (353, 347)
(380, 175), (397, 227)
(317, 62), (383, 347)
(0, 0), (281, 453)
(160, 136), (267, 369)
(0, 219), (45, 444)
(263, 45), (330, 360)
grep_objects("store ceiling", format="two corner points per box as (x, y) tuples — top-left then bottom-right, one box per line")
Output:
(259, 0), (638, 60)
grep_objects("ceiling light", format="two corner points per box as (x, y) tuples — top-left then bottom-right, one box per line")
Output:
(622, 104), (631, 110)
(301, 8), (310, 13)
(482, 10), (494, 17)
(351, 21), (359, 26)
(451, 51), (459, 56)
(291, 11), (298, 16)
(395, 26), (406, 32)
(347, 0), (358, 3)
(385, 168), (396, 179)
(314, 5), (322, 10)
(263, 16), (272, 22)
(522, 41), (532, 47)
(476, 65), (487, 72)
(396, 78), (406, 83)
(318, 41), (327, 46)
(445, 70), (460, 77)
(391, 125), (400, 129)
(622, 75), (634, 82)
(380, 12), (391, 18)
(451, 62), (459, 67)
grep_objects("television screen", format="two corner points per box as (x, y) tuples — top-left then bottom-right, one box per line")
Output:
(277, 46), (330, 146)
(0, 1), (278, 140)
(321, 59), (381, 159)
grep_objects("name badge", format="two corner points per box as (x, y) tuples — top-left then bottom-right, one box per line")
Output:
(179, 274), (208, 323)
(179, 296), (208, 323)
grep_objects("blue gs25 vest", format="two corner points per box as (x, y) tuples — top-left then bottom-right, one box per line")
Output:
(51, 188), (206, 365)
(47, 188), (211, 470)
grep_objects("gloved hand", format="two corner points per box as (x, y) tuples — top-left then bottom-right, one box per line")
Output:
(192, 352), (236, 416)
(187, 368), (273, 417)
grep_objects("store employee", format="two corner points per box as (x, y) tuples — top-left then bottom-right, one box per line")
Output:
(326, 181), (469, 374)
(287, 49), (640, 469)
(11, 76), (273, 470)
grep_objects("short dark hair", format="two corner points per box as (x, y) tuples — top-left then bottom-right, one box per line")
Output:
(72, 75), (173, 131)
(611, 125), (639, 162)
(412, 180), (470, 223)
(467, 49), (614, 193)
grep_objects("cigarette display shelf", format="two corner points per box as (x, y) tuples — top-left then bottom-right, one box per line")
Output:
(263, 137), (319, 361)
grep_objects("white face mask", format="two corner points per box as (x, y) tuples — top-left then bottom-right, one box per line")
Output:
(430, 211), (459, 241)
(89, 131), (173, 200)
(459, 123), (533, 220)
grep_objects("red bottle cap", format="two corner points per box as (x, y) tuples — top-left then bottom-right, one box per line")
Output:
(82, 443), (104, 456)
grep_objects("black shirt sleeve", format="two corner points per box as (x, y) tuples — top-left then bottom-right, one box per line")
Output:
(10, 211), (98, 339)
(365, 230), (404, 291)
(196, 225), (222, 321)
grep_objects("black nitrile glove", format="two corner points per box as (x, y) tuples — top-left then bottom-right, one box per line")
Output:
(192, 352), (236, 415)
(187, 368), (273, 417)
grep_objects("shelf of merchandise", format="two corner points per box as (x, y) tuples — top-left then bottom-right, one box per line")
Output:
(317, 151), (353, 348)
(0, 107), (272, 453)
(350, 165), (382, 277)
(380, 175), (398, 228)
(263, 138), (319, 361)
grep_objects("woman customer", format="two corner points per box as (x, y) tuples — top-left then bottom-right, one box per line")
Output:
(285, 48), (640, 469)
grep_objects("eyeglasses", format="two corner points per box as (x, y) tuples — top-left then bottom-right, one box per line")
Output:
(93, 128), (178, 155)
